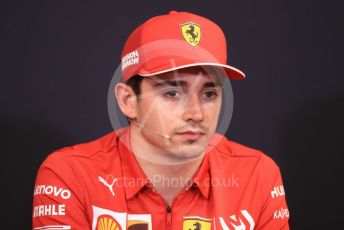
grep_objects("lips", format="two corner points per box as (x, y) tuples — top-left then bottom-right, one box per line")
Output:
(176, 130), (205, 140)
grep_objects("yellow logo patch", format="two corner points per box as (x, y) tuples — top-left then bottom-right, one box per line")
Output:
(180, 23), (201, 47)
(183, 218), (211, 230)
(96, 215), (122, 230)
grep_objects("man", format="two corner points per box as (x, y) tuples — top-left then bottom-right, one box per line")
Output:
(32, 11), (290, 229)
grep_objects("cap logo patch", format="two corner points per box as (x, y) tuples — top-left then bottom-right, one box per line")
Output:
(180, 22), (201, 47)
(122, 50), (139, 70)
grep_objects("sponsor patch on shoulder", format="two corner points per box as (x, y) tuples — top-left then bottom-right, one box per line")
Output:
(34, 184), (71, 200)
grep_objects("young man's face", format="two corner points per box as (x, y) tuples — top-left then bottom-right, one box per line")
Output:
(133, 66), (224, 160)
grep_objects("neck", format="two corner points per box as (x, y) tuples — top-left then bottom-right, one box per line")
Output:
(129, 125), (205, 206)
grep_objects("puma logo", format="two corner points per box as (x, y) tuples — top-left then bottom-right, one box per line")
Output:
(98, 176), (117, 197)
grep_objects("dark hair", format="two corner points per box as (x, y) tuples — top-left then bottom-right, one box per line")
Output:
(125, 75), (144, 96)
(124, 75), (144, 122)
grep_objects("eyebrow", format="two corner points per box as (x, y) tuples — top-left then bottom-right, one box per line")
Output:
(152, 80), (221, 88)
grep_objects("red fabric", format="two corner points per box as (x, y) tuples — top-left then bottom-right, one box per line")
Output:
(32, 127), (289, 229)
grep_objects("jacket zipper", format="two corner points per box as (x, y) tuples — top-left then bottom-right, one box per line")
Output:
(166, 205), (172, 226)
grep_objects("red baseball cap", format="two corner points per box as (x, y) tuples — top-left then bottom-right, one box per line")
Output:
(121, 11), (245, 81)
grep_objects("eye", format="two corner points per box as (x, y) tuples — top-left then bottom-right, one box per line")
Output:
(164, 90), (180, 98)
(202, 91), (218, 99)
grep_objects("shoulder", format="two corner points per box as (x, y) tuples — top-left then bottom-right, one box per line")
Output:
(209, 133), (280, 171)
(40, 130), (119, 171)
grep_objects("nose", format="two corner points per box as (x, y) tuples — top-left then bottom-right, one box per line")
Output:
(181, 93), (204, 123)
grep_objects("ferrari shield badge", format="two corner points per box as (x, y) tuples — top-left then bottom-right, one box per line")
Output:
(180, 22), (201, 47)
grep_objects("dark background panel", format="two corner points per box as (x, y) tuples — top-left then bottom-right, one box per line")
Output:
(1, 0), (343, 229)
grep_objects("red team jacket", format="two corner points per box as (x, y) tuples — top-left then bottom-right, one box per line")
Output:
(32, 127), (290, 229)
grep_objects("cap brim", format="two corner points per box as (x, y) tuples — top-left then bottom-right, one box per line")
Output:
(138, 62), (245, 80)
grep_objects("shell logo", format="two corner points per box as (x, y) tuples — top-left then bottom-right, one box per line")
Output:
(96, 214), (122, 230)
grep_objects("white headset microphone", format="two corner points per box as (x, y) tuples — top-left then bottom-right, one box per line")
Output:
(128, 118), (172, 145)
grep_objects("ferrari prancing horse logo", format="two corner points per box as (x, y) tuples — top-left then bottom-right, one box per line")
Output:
(180, 23), (201, 47)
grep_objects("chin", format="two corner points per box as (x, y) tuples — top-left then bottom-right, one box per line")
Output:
(168, 144), (206, 160)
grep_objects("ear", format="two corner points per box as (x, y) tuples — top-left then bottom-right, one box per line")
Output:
(114, 83), (138, 120)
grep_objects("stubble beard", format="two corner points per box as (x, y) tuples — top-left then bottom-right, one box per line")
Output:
(166, 139), (208, 160)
